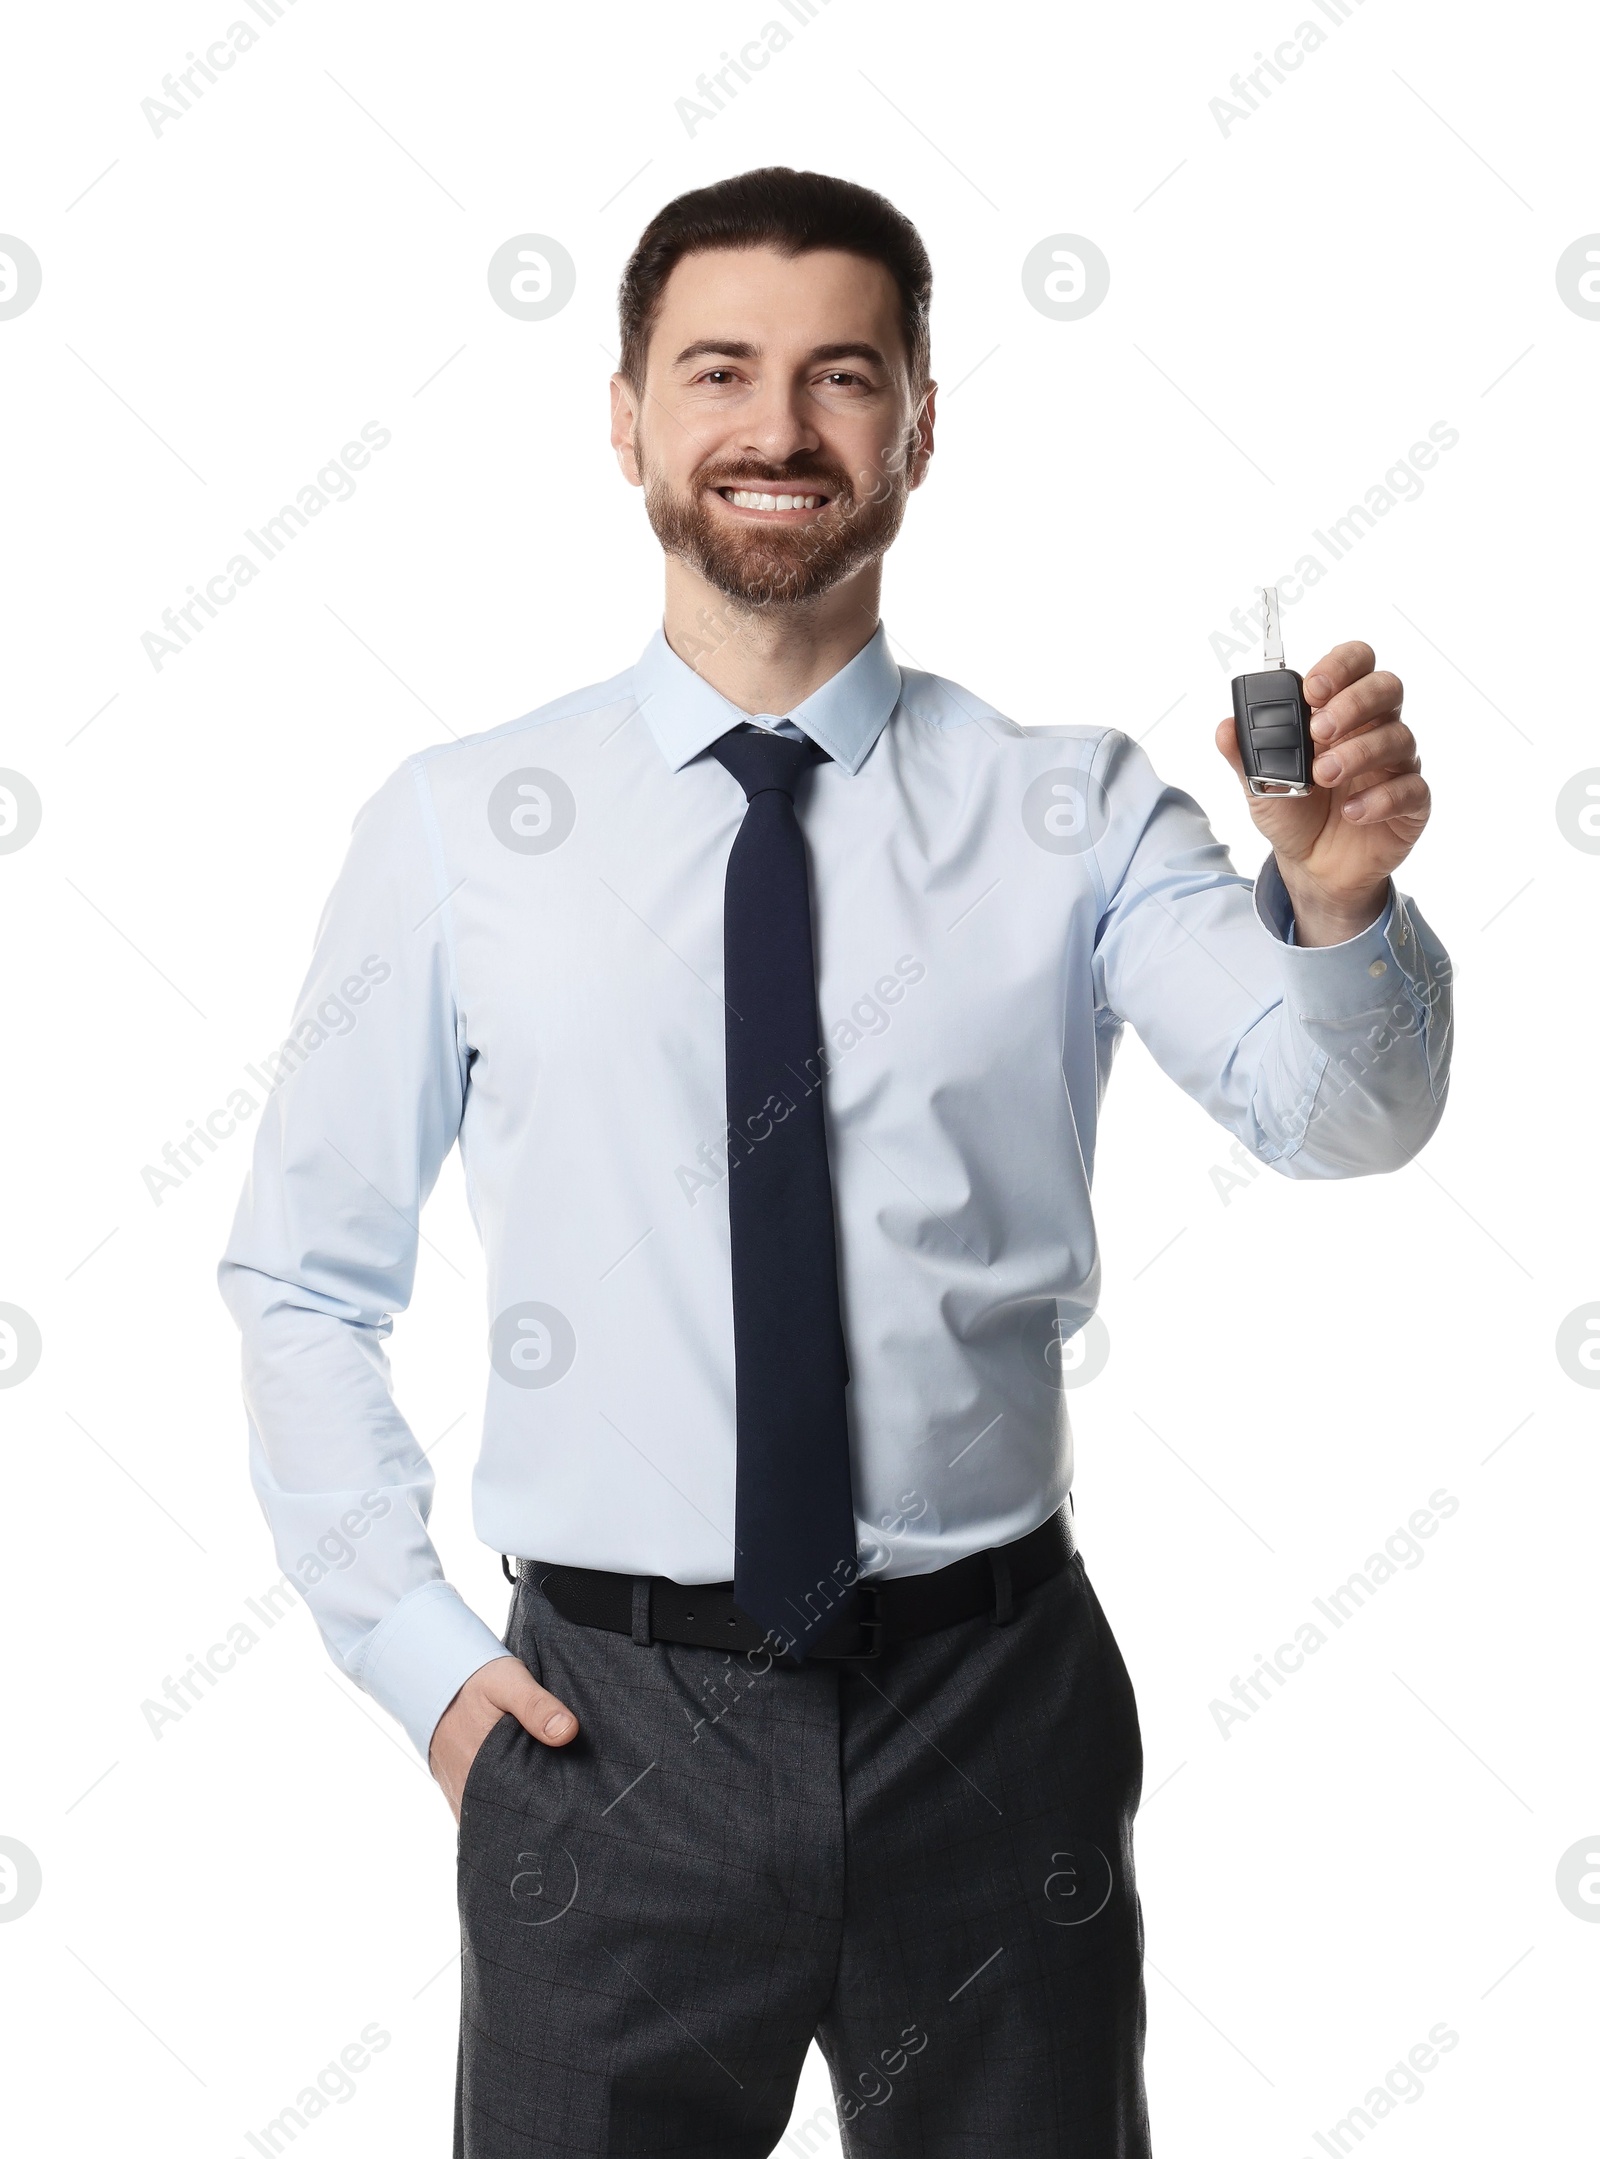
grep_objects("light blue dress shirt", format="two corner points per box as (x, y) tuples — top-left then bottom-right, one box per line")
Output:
(219, 623), (1452, 1757)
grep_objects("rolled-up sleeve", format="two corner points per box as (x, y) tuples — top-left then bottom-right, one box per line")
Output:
(1089, 729), (1452, 1177)
(218, 757), (508, 1759)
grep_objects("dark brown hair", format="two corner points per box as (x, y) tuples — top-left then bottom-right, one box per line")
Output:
(618, 166), (932, 391)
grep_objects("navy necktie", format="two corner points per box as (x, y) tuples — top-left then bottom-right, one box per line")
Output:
(709, 725), (858, 1659)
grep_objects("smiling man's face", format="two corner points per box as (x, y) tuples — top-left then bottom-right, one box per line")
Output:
(611, 244), (934, 608)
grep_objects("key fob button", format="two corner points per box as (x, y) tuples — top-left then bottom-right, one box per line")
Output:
(1254, 746), (1304, 779)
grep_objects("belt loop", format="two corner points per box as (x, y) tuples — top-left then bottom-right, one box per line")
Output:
(631, 1576), (653, 1647)
(988, 1548), (1015, 1626)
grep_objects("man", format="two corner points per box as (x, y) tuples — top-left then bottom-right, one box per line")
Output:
(220, 167), (1450, 2156)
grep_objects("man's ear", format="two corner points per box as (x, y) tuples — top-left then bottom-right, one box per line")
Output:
(908, 382), (937, 492)
(610, 374), (643, 488)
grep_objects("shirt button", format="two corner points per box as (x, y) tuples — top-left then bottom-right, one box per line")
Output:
(1368, 958), (1388, 977)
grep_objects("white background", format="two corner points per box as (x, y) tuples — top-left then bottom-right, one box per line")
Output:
(2, 1), (1595, 2152)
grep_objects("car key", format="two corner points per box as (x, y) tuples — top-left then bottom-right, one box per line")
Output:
(1231, 585), (1314, 797)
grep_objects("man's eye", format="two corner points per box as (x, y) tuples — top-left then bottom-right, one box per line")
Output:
(698, 370), (737, 384)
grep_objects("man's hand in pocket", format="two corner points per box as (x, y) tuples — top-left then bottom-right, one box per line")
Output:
(429, 1655), (580, 1822)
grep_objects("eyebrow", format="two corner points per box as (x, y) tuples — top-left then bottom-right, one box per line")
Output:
(670, 338), (891, 372)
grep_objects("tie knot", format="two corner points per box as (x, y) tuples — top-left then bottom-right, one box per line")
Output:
(710, 725), (826, 802)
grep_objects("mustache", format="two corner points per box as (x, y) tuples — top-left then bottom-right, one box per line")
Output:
(698, 461), (852, 497)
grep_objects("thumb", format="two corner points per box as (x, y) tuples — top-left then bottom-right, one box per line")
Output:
(1214, 715), (1247, 785)
(481, 1654), (579, 1747)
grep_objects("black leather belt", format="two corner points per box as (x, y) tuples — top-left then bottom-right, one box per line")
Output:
(509, 1503), (1076, 1663)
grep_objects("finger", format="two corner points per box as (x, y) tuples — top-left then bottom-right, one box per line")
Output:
(1309, 669), (1403, 744)
(484, 1658), (579, 1744)
(1312, 717), (1417, 789)
(1343, 772), (1431, 824)
(1301, 641), (1377, 706)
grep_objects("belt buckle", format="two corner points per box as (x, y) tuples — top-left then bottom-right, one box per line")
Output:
(825, 1581), (884, 1662)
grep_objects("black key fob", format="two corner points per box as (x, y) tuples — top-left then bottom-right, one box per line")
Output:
(1230, 586), (1315, 797)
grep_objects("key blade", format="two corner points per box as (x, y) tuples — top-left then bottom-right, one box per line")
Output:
(1261, 585), (1285, 669)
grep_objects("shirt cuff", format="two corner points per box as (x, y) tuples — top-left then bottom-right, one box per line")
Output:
(1252, 853), (1432, 1024)
(350, 1578), (513, 1761)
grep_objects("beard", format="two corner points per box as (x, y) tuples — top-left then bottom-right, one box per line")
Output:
(640, 444), (912, 608)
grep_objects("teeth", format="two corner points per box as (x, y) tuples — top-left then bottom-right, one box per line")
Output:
(723, 490), (823, 511)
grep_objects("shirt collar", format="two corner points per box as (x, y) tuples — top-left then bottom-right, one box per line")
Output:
(628, 620), (901, 776)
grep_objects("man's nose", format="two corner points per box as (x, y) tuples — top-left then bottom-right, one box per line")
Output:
(736, 386), (822, 467)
